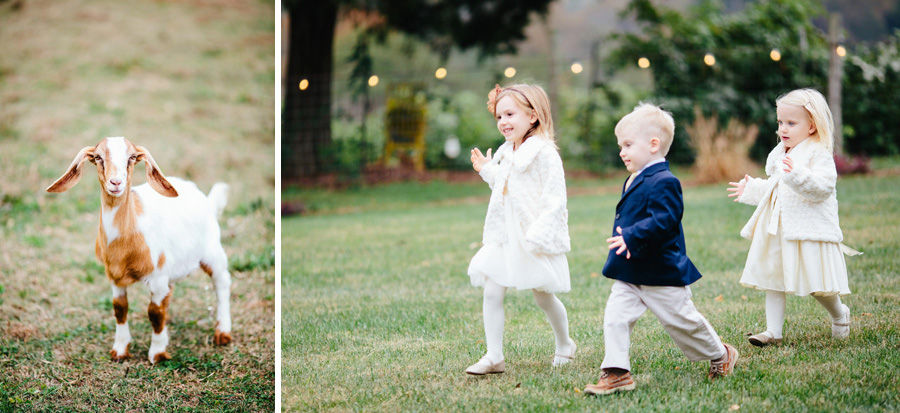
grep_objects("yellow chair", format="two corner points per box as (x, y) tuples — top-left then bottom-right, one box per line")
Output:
(383, 83), (427, 170)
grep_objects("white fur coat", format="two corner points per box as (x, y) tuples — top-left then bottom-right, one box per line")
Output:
(478, 136), (571, 255)
(737, 138), (843, 243)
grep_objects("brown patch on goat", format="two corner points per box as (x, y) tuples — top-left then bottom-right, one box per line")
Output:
(110, 343), (131, 361)
(214, 321), (232, 346)
(157, 253), (166, 268)
(113, 295), (129, 324)
(200, 262), (213, 276)
(105, 234), (154, 287)
(153, 351), (172, 363)
(99, 192), (155, 287)
(147, 288), (172, 334)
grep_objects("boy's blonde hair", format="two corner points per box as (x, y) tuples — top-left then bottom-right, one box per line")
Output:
(615, 103), (676, 156)
(487, 83), (557, 148)
(775, 88), (835, 153)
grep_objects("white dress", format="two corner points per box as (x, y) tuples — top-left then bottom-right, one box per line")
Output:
(468, 190), (570, 293)
(739, 181), (851, 297)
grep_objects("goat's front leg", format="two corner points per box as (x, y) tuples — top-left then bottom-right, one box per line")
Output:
(147, 279), (173, 364)
(110, 285), (132, 361)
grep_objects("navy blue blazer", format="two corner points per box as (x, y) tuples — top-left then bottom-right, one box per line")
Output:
(602, 161), (702, 286)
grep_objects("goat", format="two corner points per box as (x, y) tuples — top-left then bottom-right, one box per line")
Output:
(46, 137), (233, 363)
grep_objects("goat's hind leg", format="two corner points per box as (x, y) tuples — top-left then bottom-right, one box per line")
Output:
(110, 285), (132, 361)
(201, 247), (232, 345)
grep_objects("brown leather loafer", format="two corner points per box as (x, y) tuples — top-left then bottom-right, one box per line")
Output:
(584, 370), (635, 395)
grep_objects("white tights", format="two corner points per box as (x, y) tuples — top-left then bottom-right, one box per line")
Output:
(482, 278), (573, 362)
(765, 290), (846, 338)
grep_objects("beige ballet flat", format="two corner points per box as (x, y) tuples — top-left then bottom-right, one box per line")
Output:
(832, 304), (851, 339)
(552, 339), (576, 367)
(748, 331), (782, 347)
(465, 356), (505, 375)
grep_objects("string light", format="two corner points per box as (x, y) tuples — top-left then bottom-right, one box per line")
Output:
(836, 45), (847, 57)
(368, 75), (379, 87)
(435, 67), (447, 79)
(504, 67), (516, 78)
(770, 49), (781, 61)
(299, 79), (309, 90)
(570, 62), (583, 74)
(638, 57), (650, 69)
(704, 53), (716, 66)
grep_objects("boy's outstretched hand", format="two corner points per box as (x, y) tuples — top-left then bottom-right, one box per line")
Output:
(727, 174), (751, 202)
(607, 226), (631, 259)
(470, 147), (492, 172)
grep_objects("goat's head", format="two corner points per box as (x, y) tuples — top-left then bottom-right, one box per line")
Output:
(46, 137), (178, 198)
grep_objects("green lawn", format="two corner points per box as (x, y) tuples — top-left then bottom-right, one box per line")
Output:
(282, 168), (900, 411)
(0, 0), (275, 410)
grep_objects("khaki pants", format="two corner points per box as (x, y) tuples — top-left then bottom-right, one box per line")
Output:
(601, 280), (726, 371)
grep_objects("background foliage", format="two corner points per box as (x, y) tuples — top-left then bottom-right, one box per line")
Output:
(321, 0), (900, 178)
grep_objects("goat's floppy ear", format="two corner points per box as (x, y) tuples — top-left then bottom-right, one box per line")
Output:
(46, 146), (95, 193)
(135, 145), (178, 198)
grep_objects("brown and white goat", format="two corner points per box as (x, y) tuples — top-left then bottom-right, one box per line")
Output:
(47, 137), (232, 363)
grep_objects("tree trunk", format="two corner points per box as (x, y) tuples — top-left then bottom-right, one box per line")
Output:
(828, 13), (844, 156)
(282, 1), (338, 180)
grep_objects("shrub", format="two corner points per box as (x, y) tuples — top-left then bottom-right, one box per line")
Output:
(685, 106), (760, 183)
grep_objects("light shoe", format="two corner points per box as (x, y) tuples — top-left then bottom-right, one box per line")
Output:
(708, 343), (739, 379)
(584, 370), (635, 395)
(552, 339), (576, 367)
(465, 356), (505, 375)
(748, 331), (782, 347)
(832, 304), (851, 339)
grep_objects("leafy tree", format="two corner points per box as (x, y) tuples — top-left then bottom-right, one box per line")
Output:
(282, 0), (554, 180)
(842, 30), (900, 155)
(608, 0), (830, 162)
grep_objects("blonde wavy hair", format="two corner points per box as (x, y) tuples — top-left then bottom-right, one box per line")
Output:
(775, 88), (835, 153)
(487, 83), (557, 148)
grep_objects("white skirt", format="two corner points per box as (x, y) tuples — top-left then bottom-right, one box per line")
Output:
(739, 188), (851, 297)
(468, 193), (570, 293)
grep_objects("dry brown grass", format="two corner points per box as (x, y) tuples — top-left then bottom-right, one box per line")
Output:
(686, 106), (760, 184)
(0, 0), (274, 410)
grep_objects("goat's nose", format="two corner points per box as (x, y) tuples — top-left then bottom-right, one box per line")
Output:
(110, 178), (122, 186)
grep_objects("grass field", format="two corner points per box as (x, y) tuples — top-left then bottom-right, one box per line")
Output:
(0, 0), (275, 411)
(283, 164), (900, 411)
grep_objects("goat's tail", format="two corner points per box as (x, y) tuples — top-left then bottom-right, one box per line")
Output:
(207, 183), (229, 219)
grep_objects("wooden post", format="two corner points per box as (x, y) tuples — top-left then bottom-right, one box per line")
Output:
(828, 13), (844, 156)
(544, 15), (558, 128)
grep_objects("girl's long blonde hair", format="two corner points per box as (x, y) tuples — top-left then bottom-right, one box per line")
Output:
(487, 83), (557, 148)
(775, 88), (835, 153)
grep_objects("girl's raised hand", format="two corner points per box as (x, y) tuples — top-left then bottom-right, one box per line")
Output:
(782, 156), (793, 173)
(727, 174), (751, 202)
(470, 147), (492, 172)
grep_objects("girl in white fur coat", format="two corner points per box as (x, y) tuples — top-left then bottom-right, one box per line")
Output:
(464, 83), (575, 375)
(728, 88), (860, 347)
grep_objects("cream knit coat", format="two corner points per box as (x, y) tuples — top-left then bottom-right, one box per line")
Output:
(478, 135), (571, 255)
(737, 138), (843, 243)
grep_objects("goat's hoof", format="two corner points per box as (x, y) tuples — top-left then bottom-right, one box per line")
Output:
(150, 351), (172, 364)
(214, 328), (232, 346)
(110, 346), (132, 362)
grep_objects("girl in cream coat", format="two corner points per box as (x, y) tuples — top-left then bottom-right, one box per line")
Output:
(465, 83), (574, 375)
(728, 88), (860, 347)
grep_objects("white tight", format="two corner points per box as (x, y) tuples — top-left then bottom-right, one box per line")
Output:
(482, 278), (572, 362)
(765, 290), (845, 338)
